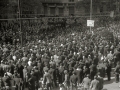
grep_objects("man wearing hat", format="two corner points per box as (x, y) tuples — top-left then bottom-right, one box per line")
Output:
(28, 59), (32, 66)
(89, 62), (97, 80)
(90, 76), (99, 90)
(106, 61), (112, 81)
(58, 63), (64, 84)
(34, 66), (40, 82)
(13, 74), (22, 90)
(63, 70), (70, 90)
(0, 77), (4, 90)
(2, 73), (11, 89)
(28, 72), (36, 90)
(27, 62), (33, 73)
(82, 74), (91, 90)
(49, 65), (57, 88)
(17, 63), (24, 79)
(113, 48), (120, 67)
(97, 73), (104, 90)
(70, 71), (78, 90)
(43, 69), (52, 90)
(23, 66), (27, 81)
(114, 62), (120, 83)
(75, 66), (83, 87)
(13, 70), (20, 78)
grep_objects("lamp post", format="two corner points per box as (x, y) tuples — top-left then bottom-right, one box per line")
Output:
(18, 0), (22, 46)
(90, 0), (92, 32)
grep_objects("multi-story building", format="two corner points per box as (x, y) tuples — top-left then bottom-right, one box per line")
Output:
(0, 0), (119, 18)
(40, 0), (120, 16)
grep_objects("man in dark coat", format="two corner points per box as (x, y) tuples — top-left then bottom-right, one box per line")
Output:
(24, 72), (30, 88)
(2, 73), (11, 88)
(113, 48), (120, 66)
(28, 73), (36, 90)
(17, 63), (24, 79)
(97, 73), (104, 90)
(43, 70), (52, 90)
(49, 66), (57, 87)
(13, 74), (22, 90)
(89, 62), (97, 80)
(0, 77), (4, 90)
(106, 61), (111, 81)
(70, 71), (78, 90)
(34, 67), (40, 82)
(75, 66), (83, 86)
(23, 66), (27, 81)
(114, 62), (120, 83)
(0, 65), (4, 77)
(58, 64), (64, 84)
(37, 61), (43, 78)
(93, 55), (99, 65)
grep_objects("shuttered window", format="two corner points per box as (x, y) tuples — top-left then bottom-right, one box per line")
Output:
(50, 7), (55, 16)
(44, 7), (48, 15)
(59, 8), (64, 16)
(69, 7), (74, 15)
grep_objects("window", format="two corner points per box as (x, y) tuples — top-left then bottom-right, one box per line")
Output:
(59, 8), (64, 16)
(69, 0), (74, 2)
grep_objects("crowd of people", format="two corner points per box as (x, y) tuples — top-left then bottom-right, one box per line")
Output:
(0, 16), (120, 90)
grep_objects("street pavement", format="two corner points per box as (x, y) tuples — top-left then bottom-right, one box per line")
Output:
(25, 76), (120, 90)
(25, 69), (120, 90)
(37, 77), (120, 90)
(103, 77), (120, 90)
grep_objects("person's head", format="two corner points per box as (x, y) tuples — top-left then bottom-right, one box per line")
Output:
(4, 73), (7, 77)
(117, 62), (120, 65)
(88, 55), (91, 58)
(1, 60), (3, 64)
(45, 69), (48, 73)
(24, 66), (27, 69)
(83, 55), (85, 59)
(117, 47), (120, 52)
(92, 62), (94, 65)
(59, 84), (63, 87)
(64, 70), (68, 74)
(72, 71), (76, 75)
(86, 74), (90, 78)
(97, 72), (100, 77)
(14, 70), (17, 74)
(60, 63), (63, 67)
(94, 76), (97, 80)
(31, 72), (34, 76)
(110, 51), (112, 54)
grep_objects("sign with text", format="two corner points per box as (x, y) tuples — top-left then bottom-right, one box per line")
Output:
(87, 20), (94, 27)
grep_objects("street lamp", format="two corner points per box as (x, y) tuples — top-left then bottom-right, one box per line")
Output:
(18, 0), (22, 46)
(90, 0), (92, 20)
(90, 0), (93, 32)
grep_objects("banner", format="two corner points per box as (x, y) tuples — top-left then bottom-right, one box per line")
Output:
(87, 20), (94, 27)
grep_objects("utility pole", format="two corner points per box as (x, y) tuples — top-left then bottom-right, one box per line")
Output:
(18, 0), (22, 46)
(90, 0), (92, 32)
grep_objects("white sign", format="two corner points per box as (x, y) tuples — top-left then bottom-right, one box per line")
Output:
(87, 20), (94, 27)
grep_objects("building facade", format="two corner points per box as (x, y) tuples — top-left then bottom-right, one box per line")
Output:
(0, 0), (119, 19)
(41, 0), (82, 16)
(40, 0), (120, 16)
